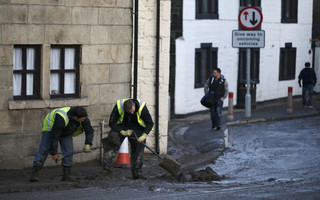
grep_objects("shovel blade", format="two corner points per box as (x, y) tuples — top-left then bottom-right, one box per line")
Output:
(158, 155), (181, 176)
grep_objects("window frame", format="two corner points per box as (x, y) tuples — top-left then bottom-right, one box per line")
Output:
(279, 43), (296, 81)
(281, 0), (298, 23)
(50, 45), (81, 99)
(13, 45), (41, 100)
(196, 0), (219, 19)
(240, 0), (261, 6)
(194, 43), (218, 88)
(238, 48), (260, 85)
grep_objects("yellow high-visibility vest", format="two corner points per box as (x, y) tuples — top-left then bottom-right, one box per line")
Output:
(42, 107), (83, 137)
(116, 99), (147, 127)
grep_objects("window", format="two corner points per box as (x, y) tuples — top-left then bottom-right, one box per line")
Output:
(238, 48), (260, 84)
(279, 43), (296, 80)
(240, 0), (261, 6)
(281, 0), (298, 23)
(50, 45), (80, 99)
(13, 45), (41, 100)
(195, 43), (218, 88)
(196, 0), (219, 19)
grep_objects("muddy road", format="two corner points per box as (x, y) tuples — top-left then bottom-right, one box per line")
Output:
(1, 116), (320, 199)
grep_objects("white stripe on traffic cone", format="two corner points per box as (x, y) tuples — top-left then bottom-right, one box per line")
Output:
(115, 137), (130, 168)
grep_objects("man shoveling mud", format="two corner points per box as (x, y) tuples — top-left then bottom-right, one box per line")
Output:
(101, 99), (153, 179)
(30, 106), (94, 182)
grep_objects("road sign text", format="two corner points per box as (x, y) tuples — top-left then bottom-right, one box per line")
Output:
(232, 30), (265, 48)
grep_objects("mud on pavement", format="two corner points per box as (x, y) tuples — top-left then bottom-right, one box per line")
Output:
(0, 133), (223, 194)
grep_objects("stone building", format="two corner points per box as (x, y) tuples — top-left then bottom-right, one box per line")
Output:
(0, 0), (171, 169)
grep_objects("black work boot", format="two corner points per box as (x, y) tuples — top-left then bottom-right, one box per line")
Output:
(132, 168), (146, 180)
(30, 167), (40, 182)
(61, 166), (72, 181)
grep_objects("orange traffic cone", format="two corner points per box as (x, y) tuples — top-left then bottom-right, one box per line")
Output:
(115, 137), (131, 168)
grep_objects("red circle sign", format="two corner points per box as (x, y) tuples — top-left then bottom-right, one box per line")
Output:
(238, 6), (263, 30)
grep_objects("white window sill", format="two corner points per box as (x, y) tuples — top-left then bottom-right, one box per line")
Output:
(9, 97), (89, 110)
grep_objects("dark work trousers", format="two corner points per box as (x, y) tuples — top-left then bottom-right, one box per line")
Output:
(102, 127), (145, 172)
(302, 84), (314, 106)
(210, 100), (223, 128)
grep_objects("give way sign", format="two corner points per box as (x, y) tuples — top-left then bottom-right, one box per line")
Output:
(238, 6), (263, 30)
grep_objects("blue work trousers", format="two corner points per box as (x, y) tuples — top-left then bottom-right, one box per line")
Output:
(210, 100), (223, 127)
(302, 84), (314, 106)
(33, 131), (73, 168)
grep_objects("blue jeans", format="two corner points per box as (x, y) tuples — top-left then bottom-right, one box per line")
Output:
(33, 131), (73, 168)
(302, 84), (314, 106)
(210, 100), (223, 127)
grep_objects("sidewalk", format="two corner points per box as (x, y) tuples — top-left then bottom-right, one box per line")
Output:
(169, 94), (320, 170)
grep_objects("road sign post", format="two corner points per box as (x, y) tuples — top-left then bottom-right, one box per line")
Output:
(234, 6), (264, 117)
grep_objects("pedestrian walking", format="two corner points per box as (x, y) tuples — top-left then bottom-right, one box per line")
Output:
(30, 106), (94, 182)
(204, 68), (229, 130)
(101, 99), (154, 179)
(298, 62), (317, 108)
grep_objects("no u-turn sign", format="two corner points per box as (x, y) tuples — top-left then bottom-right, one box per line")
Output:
(238, 6), (263, 30)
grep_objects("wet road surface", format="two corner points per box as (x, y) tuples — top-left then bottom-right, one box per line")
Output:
(1, 116), (320, 199)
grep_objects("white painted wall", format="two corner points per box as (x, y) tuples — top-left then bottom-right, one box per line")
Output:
(175, 0), (313, 115)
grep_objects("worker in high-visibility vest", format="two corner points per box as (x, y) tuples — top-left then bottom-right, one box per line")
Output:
(30, 106), (94, 182)
(102, 99), (154, 179)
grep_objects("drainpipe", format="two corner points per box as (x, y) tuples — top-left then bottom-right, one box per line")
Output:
(155, 0), (160, 153)
(133, 0), (138, 99)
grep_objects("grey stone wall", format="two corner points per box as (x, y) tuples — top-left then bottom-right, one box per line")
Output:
(0, 0), (171, 170)
(0, 0), (133, 169)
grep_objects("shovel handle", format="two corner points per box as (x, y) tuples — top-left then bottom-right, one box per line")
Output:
(56, 146), (102, 162)
(131, 132), (163, 160)
(140, 142), (163, 160)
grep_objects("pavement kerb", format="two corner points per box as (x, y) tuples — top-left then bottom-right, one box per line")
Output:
(168, 123), (194, 148)
(225, 109), (320, 126)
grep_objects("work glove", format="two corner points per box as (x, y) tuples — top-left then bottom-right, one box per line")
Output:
(120, 130), (133, 137)
(137, 133), (147, 143)
(84, 144), (91, 153)
(52, 154), (58, 163)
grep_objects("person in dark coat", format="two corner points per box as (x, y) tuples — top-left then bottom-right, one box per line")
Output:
(298, 62), (317, 108)
(204, 68), (229, 130)
(102, 99), (154, 179)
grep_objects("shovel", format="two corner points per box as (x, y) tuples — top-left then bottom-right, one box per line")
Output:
(56, 146), (102, 163)
(132, 132), (181, 176)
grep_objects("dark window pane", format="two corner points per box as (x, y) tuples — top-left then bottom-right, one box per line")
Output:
(240, 0), (261, 6)
(196, 0), (219, 19)
(195, 49), (201, 86)
(238, 48), (260, 84)
(194, 44), (218, 88)
(281, 0), (298, 23)
(279, 43), (296, 80)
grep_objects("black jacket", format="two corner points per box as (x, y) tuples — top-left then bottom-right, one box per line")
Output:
(50, 109), (94, 155)
(208, 76), (227, 102)
(109, 99), (154, 135)
(298, 67), (317, 85)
